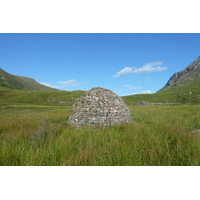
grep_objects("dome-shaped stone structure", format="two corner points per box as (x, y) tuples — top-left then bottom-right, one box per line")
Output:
(68, 87), (132, 127)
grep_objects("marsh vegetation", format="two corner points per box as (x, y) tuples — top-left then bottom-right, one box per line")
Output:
(0, 104), (199, 166)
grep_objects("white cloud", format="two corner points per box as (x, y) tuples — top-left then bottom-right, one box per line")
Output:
(40, 79), (81, 89)
(124, 84), (131, 88)
(132, 62), (167, 74)
(139, 90), (153, 94)
(130, 90), (153, 95)
(40, 82), (59, 89)
(58, 79), (80, 88)
(124, 85), (142, 90)
(113, 62), (167, 77)
(113, 67), (133, 77)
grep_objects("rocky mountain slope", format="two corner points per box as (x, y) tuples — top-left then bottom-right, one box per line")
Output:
(123, 57), (200, 104)
(159, 56), (200, 91)
(0, 68), (58, 91)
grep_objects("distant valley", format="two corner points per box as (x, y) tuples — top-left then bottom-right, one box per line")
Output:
(0, 58), (199, 166)
(0, 68), (84, 105)
(1, 56), (200, 105)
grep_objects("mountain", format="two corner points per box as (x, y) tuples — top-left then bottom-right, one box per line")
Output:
(0, 68), (85, 105)
(0, 68), (58, 91)
(159, 56), (200, 92)
(123, 57), (200, 104)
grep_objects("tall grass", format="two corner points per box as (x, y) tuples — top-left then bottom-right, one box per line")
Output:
(0, 104), (199, 166)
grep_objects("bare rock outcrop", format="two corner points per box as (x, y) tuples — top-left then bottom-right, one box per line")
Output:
(159, 56), (200, 91)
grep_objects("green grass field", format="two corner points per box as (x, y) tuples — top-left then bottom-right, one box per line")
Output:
(0, 87), (85, 105)
(123, 82), (200, 104)
(0, 103), (199, 166)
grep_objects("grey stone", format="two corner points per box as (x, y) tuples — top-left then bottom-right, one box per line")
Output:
(159, 56), (200, 91)
(191, 129), (200, 134)
(134, 101), (153, 106)
(68, 87), (132, 127)
(58, 101), (67, 104)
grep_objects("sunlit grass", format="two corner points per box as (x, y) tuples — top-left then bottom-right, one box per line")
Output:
(0, 104), (199, 166)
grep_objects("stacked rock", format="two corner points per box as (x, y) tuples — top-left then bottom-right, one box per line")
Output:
(68, 87), (132, 127)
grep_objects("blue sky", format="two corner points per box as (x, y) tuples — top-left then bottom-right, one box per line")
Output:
(0, 33), (200, 96)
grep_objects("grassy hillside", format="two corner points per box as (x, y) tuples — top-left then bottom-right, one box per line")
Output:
(0, 104), (199, 166)
(0, 68), (58, 91)
(123, 81), (200, 105)
(1, 83), (199, 107)
(0, 68), (85, 106)
(123, 58), (200, 104)
(159, 56), (200, 92)
(0, 87), (85, 106)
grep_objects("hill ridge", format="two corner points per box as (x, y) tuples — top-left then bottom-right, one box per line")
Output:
(0, 68), (58, 91)
(123, 57), (200, 103)
(159, 56), (200, 91)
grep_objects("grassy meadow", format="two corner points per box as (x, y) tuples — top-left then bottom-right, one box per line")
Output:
(0, 103), (199, 166)
(123, 82), (200, 104)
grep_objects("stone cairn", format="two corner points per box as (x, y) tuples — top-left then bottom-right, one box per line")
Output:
(68, 87), (132, 127)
